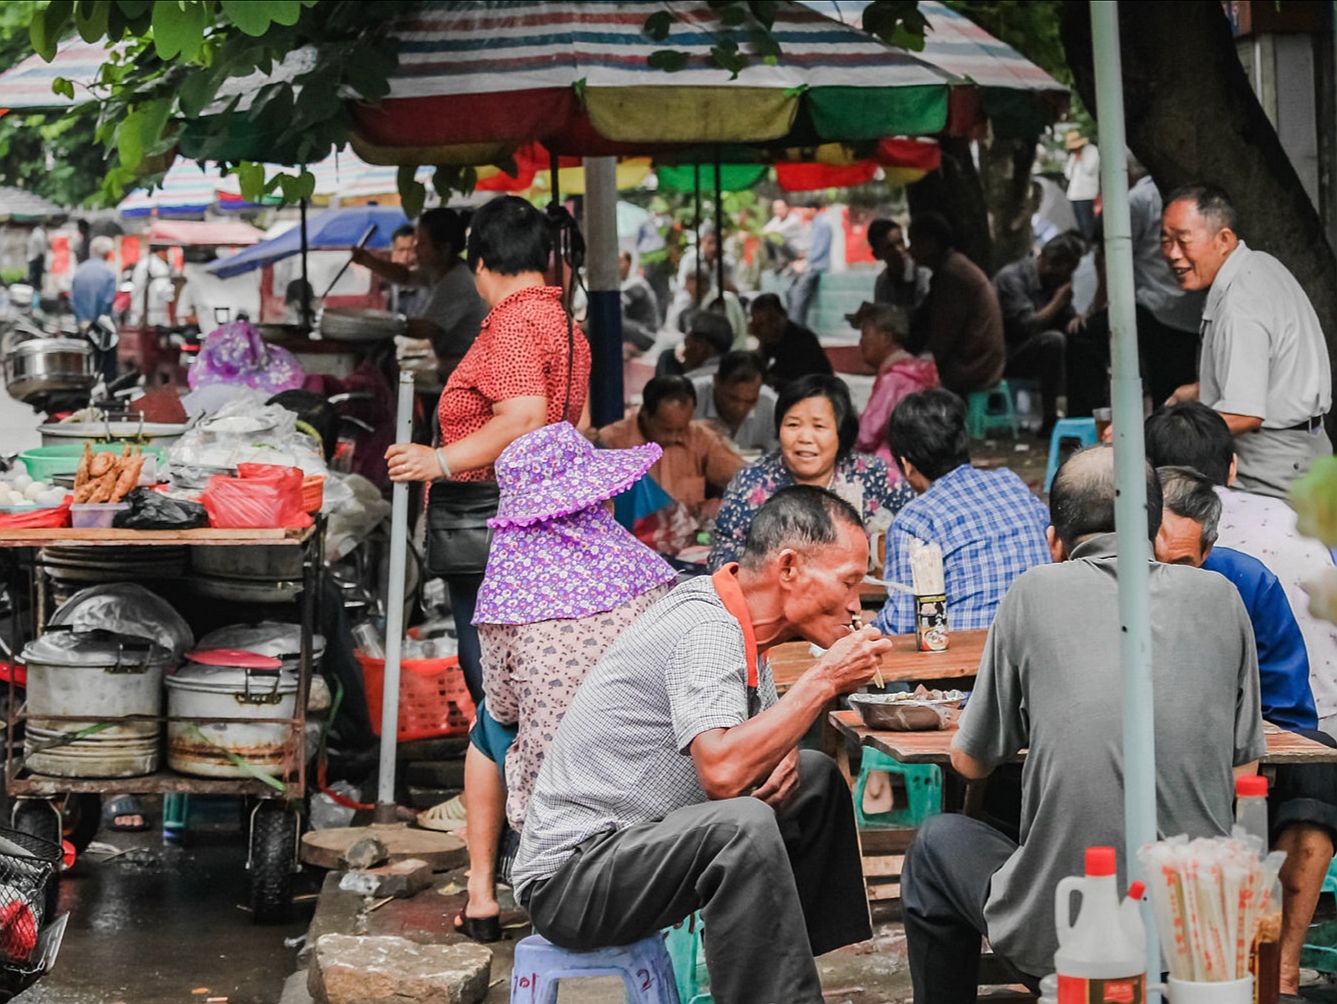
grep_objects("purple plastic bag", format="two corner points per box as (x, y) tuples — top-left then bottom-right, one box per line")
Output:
(188, 321), (305, 395)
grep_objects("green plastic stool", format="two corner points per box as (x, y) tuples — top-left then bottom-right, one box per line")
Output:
(662, 913), (711, 1004)
(965, 381), (1019, 440)
(854, 748), (942, 830)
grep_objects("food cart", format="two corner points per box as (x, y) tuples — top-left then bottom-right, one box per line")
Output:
(0, 521), (322, 923)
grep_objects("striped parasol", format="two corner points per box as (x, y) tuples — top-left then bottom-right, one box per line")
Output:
(799, 0), (1068, 134)
(351, 0), (952, 165)
(118, 159), (269, 219)
(0, 37), (113, 110)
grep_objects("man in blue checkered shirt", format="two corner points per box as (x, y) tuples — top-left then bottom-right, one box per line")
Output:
(872, 389), (1051, 635)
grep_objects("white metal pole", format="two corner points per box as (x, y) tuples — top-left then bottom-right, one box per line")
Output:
(1091, 0), (1160, 992)
(375, 371), (416, 820)
(583, 155), (624, 425)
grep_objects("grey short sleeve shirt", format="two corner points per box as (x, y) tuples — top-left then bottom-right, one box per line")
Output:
(1199, 242), (1331, 427)
(955, 534), (1266, 977)
(511, 577), (777, 899)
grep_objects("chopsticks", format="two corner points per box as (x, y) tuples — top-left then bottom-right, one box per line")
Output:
(850, 612), (885, 688)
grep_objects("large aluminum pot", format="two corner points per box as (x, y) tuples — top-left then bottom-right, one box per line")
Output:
(4, 338), (95, 403)
(319, 307), (406, 343)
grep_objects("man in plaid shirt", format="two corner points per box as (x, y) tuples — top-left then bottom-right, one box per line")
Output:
(873, 390), (1050, 635)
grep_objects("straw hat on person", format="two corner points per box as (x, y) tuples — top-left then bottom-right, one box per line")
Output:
(1065, 130), (1088, 152)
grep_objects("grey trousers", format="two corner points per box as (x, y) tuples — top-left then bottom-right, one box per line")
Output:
(1233, 425), (1331, 500)
(901, 813), (1038, 1004)
(521, 750), (871, 1004)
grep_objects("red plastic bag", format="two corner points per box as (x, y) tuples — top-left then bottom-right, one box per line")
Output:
(202, 468), (311, 530)
(0, 497), (71, 529)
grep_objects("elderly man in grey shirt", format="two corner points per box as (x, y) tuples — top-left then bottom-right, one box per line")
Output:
(1162, 184), (1332, 499)
(692, 350), (778, 453)
(513, 486), (892, 1004)
(900, 445), (1265, 999)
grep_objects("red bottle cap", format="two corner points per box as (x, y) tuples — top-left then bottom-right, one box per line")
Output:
(1235, 774), (1268, 797)
(1126, 881), (1146, 901)
(1086, 846), (1116, 876)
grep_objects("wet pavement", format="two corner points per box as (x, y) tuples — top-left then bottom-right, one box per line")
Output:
(14, 802), (316, 1004)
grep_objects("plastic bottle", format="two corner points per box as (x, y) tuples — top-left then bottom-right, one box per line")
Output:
(1235, 775), (1281, 1004)
(1053, 846), (1147, 1004)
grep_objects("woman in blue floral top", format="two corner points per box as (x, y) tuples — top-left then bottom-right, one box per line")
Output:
(708, 374), (914, 570)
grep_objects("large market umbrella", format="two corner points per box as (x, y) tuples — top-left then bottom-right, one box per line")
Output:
(349, 0), (953, 166)
(205, 205), (409, 279)
(799, 0), (1069, 136)
(117, 158), (268, 219)
(0, 37), (111, 111)
(0, 186), (65, 222)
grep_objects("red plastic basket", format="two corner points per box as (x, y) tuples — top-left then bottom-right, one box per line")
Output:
(357, 652), (475, 741)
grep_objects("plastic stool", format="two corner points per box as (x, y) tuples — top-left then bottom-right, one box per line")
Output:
(1043, 418), (1100, 491)
(511, 933), (681, 1004)
(966, 380), (1019, 440)
(854, 747), (942, 829)
(663, 914), (711, 1004)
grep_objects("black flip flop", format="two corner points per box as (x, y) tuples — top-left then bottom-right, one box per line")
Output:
(454, 909), (501, 944)
(103, 795), (150, 833)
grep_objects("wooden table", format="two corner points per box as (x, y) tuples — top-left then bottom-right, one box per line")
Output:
(769, 628), (988, 692)
(829, 710), (1337, 767)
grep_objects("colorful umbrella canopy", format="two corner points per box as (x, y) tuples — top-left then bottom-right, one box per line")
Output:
(117, 159), (270, 219)
(799, 0), (1068, 136)
(350, 0), (952, 165)
(205, 205), (409, 279)
(0, 186), (65, 222)
(0, 38), (112, 110)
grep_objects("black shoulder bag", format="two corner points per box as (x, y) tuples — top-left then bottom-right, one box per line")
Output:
(424, 208), (584, 579)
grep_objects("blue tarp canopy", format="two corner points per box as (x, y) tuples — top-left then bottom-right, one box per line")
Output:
(207, 205), (410, 279)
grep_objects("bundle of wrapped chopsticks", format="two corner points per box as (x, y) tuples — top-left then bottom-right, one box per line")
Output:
(1138, 834), (1284, 982)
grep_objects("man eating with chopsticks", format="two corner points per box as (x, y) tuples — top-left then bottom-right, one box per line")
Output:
(900, 445), (1265, 1001)
(511, 486), (892, 1004)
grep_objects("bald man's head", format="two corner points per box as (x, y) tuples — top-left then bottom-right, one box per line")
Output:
(1048, 445), (1163, 553)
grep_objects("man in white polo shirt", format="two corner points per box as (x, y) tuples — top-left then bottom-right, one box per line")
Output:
(1162, 184), (1331, 499)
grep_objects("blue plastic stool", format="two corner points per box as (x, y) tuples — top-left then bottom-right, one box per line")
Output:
(966, 380), (1019, 440)
(511, 933), (681, 1004)
(662, 914), (711, 1004)
(1043, 418), (1100, 491)
(854, 747), (942, 830)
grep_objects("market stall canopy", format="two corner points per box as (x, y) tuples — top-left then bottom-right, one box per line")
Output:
(0, 37), (111, 111)
(799, 0), (1068, 136)
(0, 186), (65, 222)
(206, 205), (409, 280)
(146, 220), (263, 247)
(118, 159), (267, 219)
(350, 0), (953, 165)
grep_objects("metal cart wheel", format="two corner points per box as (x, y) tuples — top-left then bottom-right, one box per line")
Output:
(247, 799), (299, 925)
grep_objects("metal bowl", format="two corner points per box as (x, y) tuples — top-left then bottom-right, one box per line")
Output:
(848, 693), (964, 731)
(4, 338), (95, 403)
(319, 307), (405, 343)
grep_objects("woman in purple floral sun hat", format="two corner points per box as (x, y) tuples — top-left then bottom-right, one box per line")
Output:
(431, 422), (676, 942)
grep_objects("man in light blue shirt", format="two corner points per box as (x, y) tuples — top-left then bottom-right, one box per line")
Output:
(70, 235), (117, 326)
(787, 198), (832, 326)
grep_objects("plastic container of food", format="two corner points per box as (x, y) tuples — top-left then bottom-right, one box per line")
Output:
(69, 503), (130, 529)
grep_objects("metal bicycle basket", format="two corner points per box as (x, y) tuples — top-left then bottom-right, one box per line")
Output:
(0, 826), (62, 1000)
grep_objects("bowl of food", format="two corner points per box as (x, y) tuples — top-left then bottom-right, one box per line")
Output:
(848, 688), (967, 731)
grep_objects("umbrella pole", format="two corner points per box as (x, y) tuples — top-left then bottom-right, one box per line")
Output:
(1092, 2), (1159, 994)
(583, 157), (624, 426)
(374, 371), (417, 823)
(299, 198), (311, 329)
(693, 163), (702, 303)
(714, 148), (725, 303)
(550, 149), (561, 209)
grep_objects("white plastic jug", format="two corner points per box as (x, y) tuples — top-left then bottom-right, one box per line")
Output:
(1054, 846), (1146, 1003)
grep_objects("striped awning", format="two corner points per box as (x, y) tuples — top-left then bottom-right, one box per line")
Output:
(351, 0), (952, 165)
(117, 159), (271, 219)
(0, 38), (113, 110)
(799, 1), (1065, 93)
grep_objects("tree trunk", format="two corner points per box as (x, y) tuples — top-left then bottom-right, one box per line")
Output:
(906, 136), (993, 271)
(981, 135), (1040, 272)
(1061, 0), (1337, 410)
